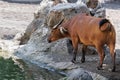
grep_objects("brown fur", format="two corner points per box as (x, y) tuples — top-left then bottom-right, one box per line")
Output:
(48, 13), (116, 72)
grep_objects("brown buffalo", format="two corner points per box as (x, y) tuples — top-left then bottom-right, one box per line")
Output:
(48, 13), (116, 72)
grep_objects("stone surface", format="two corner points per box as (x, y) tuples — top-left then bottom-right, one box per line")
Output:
(67, 69), (93, 80)
(47, 2), (89, 28)
(20, 0), (106, 45)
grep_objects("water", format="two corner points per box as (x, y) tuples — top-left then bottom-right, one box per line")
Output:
(0, 57), (26, 80)
(0, 51), (65, 80)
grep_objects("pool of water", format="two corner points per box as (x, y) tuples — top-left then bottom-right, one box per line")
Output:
(0, 50), (65, 80)
(0, 57), (26, 80)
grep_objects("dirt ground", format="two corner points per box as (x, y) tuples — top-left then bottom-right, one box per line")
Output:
(0, 0), (120, 80)
(0, 1), (39, 39)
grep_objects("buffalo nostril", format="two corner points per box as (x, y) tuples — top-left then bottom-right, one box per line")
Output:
(47, 39), (51, 43)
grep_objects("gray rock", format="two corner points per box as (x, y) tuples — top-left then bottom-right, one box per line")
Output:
(47, 2), (89, 28)
(19, 19), (42, 45)
(18, 0), (90, 55)
(15, 0), (99, 70)
(48, 62), (79, 70)
(67, 69), (93, 80)
(14, 32), (24, 41)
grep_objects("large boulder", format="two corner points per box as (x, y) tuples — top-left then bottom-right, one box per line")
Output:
(20, 0), (90, 44)
(20, 0), (105, 45)
(15, 0), (96, 66)
(47, 2), (90, 28)
(19, 18), (42, 44)
(15, 0), (106, 68)
(16, 0), (91, 62)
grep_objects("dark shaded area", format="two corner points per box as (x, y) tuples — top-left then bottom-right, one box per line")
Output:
(2, 34), (15, 40)
(0, 27), (18, 40)
(105, 0), (120, 3)
(105, 1), (120, 10)
(99, 19), (109, 27)
(25, 61), (66, 80)
(1, 0), (41, 4)
(67, 0), (77, 3)
(67, 39), (73, 54)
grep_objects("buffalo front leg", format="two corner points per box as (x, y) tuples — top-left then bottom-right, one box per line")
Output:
(71, 37), (79, 63)
(72, 49), (77, 63)
(81, 45), (87, 63)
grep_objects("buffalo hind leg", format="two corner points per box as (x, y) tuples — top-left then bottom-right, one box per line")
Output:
(108, 43), (116, 72)
(81, 45), (87, 63)
(96, 45), (105, 70)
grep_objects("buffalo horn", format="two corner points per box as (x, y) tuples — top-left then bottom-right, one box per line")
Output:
(53, 18), (64, 29)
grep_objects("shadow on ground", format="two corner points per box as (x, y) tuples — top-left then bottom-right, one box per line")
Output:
(1, 0), (41, 4)
(76, 49), (120, 80)
(105, 1), (120, 10)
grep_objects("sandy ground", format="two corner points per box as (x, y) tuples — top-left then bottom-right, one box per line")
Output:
(105, 2), (120, 49)
(0, 1), (39, 39)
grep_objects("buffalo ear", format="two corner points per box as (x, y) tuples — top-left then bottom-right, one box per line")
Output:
(60, 27), (67, 34)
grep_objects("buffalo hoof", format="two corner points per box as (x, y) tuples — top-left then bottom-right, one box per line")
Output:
(97, 66), (103, 70)
(81, 58), (85, 63)
(111, 68), (116, 72)
(71, 60), (77, 63)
